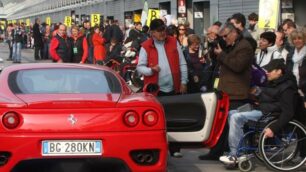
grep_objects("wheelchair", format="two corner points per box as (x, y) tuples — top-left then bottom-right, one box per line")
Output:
(230, 113), (306, 172)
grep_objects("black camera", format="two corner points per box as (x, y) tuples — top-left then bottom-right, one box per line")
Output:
(209, 40), (219, 50)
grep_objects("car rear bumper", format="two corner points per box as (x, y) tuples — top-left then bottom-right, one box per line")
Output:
(0, 130), (167, 172)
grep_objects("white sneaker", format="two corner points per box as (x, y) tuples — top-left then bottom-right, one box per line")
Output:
(219, 155), (238, 164)
(172, 152), (183, 158)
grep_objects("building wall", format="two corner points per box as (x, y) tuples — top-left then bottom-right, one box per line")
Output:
(293, 0), (306, 26)
(217, 0), (258, 25)
(0, 7), (4, 15)
(9, 0), (306, 29)
(105, 0), (124, 22)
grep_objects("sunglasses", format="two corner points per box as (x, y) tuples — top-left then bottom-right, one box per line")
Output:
(179, 28), (186, 31)
(222, 31), (232, 38)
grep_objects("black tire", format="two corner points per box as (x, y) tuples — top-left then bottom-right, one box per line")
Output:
(224, 163), (237, 170)
(238, 159), (253, 172)
(254, 151), (264, 164)
(119, 62), (131, 78)
(258, 120), (306, 171)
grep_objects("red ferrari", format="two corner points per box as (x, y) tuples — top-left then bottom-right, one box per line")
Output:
(0, 63), (167, 172)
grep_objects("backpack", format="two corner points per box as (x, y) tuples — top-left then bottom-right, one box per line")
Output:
(251, 63), (267, 87)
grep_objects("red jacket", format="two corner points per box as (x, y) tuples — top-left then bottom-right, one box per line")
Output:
(92, 33), (106, 61)
(141, 36), (181, 93)
(52, 30), (58, 37)
(50, 34), (72, 62)
(71, 34), (88, 63)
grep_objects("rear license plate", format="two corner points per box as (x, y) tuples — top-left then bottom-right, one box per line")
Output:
(42, 140), (102, 156)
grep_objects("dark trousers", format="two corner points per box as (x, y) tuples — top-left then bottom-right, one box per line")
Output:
(42, 43), (50, 59)
(158, 90), (175, 97)
(7, 40), (13, 59)
(207, 99), (250, 157)
(87, 46), (94, 64)
(34, 45), (43, 60)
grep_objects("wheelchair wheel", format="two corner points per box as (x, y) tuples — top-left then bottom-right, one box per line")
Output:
(224, 163), (237, 170)
(238, 159), (253, 172)
(259, 120), (306, 171)
(254, 151), (264, 163)
(253, 132), (264, 163)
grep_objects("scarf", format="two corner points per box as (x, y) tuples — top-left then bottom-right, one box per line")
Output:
(292, 45), (306, 85)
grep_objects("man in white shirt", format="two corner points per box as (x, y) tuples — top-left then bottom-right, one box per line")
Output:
(275, 31), (289, 62)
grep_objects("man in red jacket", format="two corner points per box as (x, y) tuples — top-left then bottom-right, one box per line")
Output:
(50, 24), (73, 63)
(137, 19), (188, 96)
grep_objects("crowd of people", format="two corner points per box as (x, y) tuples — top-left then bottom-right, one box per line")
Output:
(135, 12), (306, 166)
(2, 12), (306, 168)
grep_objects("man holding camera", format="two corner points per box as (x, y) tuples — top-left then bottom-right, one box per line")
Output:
(214, 22), (254, 107)
(199, 22), (254, 160)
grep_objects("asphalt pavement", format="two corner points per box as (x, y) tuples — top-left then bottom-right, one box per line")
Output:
(0, 42), (305, 172)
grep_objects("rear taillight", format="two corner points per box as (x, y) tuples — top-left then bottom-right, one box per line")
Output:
(143, 111), (158, 126)
(123, 111), (139, 127)
(2, 112), (20, 129)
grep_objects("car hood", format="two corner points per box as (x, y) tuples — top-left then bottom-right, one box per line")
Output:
(16, 94), (121, 109)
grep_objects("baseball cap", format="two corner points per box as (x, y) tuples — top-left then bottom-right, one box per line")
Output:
(263, 59), (286, 72)
(150, 19), (166, 31)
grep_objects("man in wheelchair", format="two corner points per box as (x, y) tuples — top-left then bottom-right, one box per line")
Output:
(219, 59), (306, 165)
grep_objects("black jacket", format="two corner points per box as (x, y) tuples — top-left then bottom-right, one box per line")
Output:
(72, 36), (85, 63)
(127, 29), (146, 51)
(54, 34), (73, 63)
(257, 72), (299, 133)
(12, 28), (23, 43)
(33, 23), (43, 46)
(103, 24), (123, 43)
(104, 43), (122, 63)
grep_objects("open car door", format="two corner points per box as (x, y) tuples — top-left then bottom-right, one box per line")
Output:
(157, 91), (229, 148)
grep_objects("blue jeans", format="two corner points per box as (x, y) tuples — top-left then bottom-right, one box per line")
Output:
(12, 42), (22, 62)
(228, 109), (263, 156)
(43, 43), (50, 59)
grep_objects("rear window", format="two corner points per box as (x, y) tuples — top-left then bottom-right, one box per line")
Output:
(8, 69), (122, 94)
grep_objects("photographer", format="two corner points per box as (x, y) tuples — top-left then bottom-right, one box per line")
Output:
(202, 25), (225, 92)
(199, 22), (254, 160)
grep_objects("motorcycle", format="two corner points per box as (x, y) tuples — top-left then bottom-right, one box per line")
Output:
(119, 41), (143, 89)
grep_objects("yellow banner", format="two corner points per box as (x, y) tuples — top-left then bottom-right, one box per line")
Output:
(19, 19), (24, 25)
(134, 13), (141, 23)
(0, 21), (5, 30)
(0, 21), (6, 26)
(64, 16), (72, 27)
(26, 19), (31, 26)
(146, 9), (160, 26)
(46, 17), (51, 26)
(258, 0), (280, 30)
(12, 20), (17, 24)
(91, 14), (100, 27)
